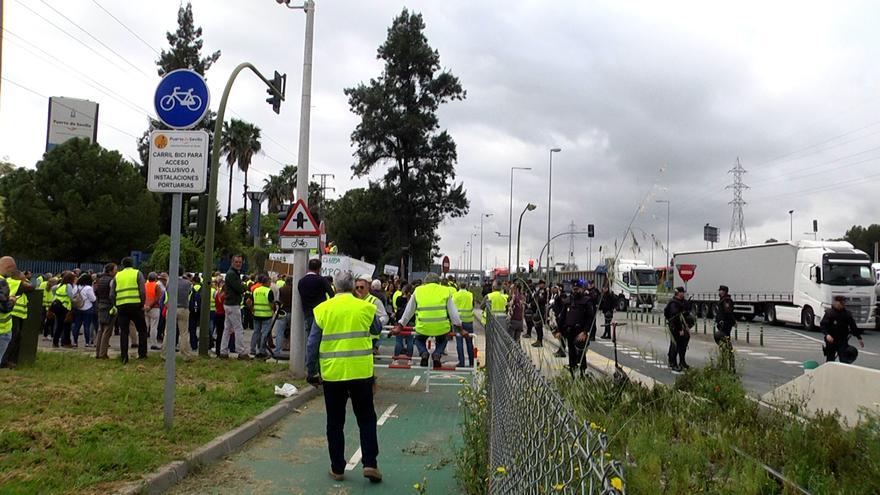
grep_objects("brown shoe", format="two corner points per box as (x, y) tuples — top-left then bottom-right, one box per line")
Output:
(363, 467), (382, 483)
(328, 469), (344, 481)
(237, 353), (251, 361)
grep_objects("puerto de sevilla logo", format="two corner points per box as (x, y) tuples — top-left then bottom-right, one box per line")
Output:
(153, 133), (169, 149)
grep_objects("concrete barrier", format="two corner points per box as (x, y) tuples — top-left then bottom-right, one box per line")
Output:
(761, 361), (880, 426)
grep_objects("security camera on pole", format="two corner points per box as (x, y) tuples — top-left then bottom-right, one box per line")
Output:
(150, 69), (211, 430)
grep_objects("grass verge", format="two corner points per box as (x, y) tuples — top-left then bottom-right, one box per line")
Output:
(0, 351), (302, 494)
(556, 359), (880, 494)
(456, 368), (488, 495)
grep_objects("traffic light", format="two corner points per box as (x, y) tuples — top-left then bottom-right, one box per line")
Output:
(266, 71), (287, 114)
(528, 259), (535, 273)
(187, 195), (200, 232)
(588, 224), (595, 238)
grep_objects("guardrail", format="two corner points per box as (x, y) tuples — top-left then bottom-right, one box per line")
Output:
(485, 313), (626, 494)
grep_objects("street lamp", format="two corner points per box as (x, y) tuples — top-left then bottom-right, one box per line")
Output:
(469, 231), (478, 275)
(508, 167), (531, 279)
(788, 209), (794, 241)
(656, 199), (670, 270)
(480, 213), (493, 284)
(515, 203), (537, 278)
(546, 148), (561, 277)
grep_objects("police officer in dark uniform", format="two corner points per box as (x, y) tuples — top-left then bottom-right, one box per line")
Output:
(557, 280), (594, 377)
(820, 295), (864, 363)
(664, 287), (693, 372)
(598, 285), (616, 339)
(714, 285), (736, 371)
(585, 280), (600, 341)
(530, 280), (548, 348)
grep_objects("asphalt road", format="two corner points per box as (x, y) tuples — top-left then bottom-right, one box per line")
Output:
(527, 311), (880, 396)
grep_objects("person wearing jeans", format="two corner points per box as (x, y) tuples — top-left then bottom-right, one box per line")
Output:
(220, 255), (249, 359)
(395, 273), (462, 368)
(452, 286), (476, 367)
(93, 264), (116, 359)
(71, 274), (97, 346)
(250, 275), (274, 357)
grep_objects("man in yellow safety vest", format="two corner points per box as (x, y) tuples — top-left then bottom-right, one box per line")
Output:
(110, 256), (149, 363)
(453, 285), (476, 367)
(306, 271), (383, 483)
(395, 273), (463, 368)
(355, 275), (388, 354)
(482, 281), (509, 329)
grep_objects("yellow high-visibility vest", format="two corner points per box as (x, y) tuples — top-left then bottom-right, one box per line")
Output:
(453, 289), (474, 324)
(253, 286), (273, 318)
(7, 278), (28, 320)
(314, 293), (375, 382)
(114, 268), (141, 306)
(414, 283), (452, 337)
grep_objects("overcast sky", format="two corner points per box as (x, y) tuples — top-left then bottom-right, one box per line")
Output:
(2, 0), (880, 270)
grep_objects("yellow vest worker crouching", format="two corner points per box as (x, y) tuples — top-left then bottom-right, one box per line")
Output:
(394, 273), (463, 369)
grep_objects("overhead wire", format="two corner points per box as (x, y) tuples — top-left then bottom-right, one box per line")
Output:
(12, 0), (297, 179)
(89, 0), (160, 55)
(36, 0), (150, 76)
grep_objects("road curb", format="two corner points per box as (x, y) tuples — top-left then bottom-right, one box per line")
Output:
(116, 385), (320, 495)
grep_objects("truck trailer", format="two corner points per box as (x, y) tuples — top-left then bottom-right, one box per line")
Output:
(673, 241), (876, 329)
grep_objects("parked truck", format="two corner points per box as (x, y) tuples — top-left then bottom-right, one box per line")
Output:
(610, 258), (659, 311)
(673, 241), (876, 329)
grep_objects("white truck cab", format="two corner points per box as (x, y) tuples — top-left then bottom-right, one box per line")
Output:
(609, 258), (658, 311)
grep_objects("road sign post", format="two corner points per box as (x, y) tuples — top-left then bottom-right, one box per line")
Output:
(152, 70), (210, 431)
(279, 199), (319, 376)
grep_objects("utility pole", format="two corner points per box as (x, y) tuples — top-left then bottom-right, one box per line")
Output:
(480, 213), (492, 284)
(285, 0), (316, 378)
(567, 220), (576, 270)
(311, 172), (334, 219)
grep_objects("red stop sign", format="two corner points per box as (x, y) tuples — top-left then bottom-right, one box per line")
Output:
(442, 256), (450, 273)
(677, 264), (697, 282)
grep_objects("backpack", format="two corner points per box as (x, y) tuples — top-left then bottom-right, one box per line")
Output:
(70, 286), (86, 310)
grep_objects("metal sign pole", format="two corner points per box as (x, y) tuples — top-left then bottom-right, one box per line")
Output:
(164, 193), (182, 430)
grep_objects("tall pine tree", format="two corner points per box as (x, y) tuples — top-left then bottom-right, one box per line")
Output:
(345, 9), (468, 270)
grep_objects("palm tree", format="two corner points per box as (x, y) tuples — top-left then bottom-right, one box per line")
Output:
(263, 165), (298, 214)
(221, 119), (262, 219)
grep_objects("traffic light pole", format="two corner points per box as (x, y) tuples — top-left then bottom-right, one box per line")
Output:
(198, 62), (285, 357)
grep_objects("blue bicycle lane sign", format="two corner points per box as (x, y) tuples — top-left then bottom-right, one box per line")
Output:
(153, 69), (211, 129)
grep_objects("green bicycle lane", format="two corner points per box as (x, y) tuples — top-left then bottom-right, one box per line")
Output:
(170, 353), (470, 495)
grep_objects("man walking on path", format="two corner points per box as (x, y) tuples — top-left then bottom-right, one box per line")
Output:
(110, 257), (149, 364)
(220, 255), (250, 360)
(306, 271), (383, 483)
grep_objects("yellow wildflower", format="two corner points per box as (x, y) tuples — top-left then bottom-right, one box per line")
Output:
(610, 476), (623, 491)
(496, 466), (507, 475)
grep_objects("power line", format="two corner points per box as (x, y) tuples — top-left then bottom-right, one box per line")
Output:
(3, 28), (152, 116)
(36, 0), (149, 76)
(2, 76), (140, 139)
(90, 0), (160, 55)
(11, 0), (294, 179)
(12, 0), (131, 75)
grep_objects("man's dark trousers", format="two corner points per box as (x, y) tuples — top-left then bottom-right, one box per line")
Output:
(116, 303), (148, 361)
(323, 377), (379, 473)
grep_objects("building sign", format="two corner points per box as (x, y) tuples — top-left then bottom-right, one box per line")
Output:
(46, 97), (99, 151)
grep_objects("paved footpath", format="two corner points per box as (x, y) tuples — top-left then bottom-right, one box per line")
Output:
(168, 334), (480, 494)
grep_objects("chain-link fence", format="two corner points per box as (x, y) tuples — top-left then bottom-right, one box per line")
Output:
(485, 313), (626, 495)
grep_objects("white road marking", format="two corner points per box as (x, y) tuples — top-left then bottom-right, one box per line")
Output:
(410, 376), (421, 387)
(748, 352), (767, 356)
(346, 403), (398, 471)
(782, 360), (802, 365)
(762, 356), (784, 360)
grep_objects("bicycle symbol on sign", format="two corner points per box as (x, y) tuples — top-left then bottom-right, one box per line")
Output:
(159, 86), (203, 112)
